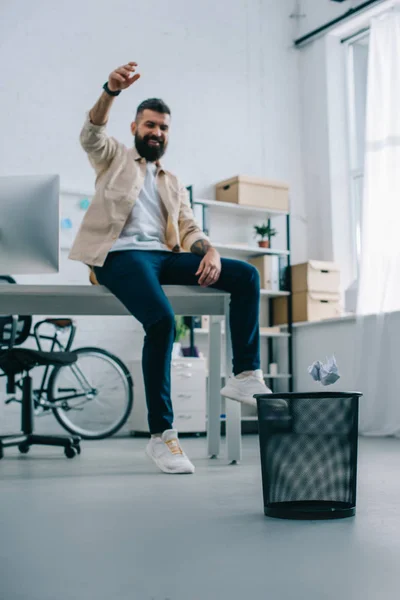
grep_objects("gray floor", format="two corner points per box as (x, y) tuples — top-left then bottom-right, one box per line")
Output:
(1, 435), (399, 600)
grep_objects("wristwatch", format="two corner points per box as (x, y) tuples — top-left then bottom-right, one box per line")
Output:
(103, 82), (121, 97)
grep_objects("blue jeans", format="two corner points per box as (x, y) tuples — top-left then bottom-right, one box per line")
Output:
(94, 250), (260, 434)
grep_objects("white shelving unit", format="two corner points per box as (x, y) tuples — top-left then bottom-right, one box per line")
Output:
(189, 195), (293, 430)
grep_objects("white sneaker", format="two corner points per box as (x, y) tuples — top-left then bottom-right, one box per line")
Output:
(145, 429), (195, 474)
(220, 370), (272, 407)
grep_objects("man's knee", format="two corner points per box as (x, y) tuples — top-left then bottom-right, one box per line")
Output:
(145, 312), (176, 337)
(238, 262), (260, 290)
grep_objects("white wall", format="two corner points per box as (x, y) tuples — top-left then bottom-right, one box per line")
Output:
(3, 0), (387, 435)
(0, 0), (306, 260)
(0, 0), (309, 433)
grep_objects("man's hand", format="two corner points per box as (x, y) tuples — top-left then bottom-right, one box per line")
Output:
(195, 248), (222, 287)
(191, 240), (222, 287)
(89, 62), (141, 126)
(108, 61), (141, 92)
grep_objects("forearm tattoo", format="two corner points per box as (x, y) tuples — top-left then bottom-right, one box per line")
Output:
(190, 239), (213, 257)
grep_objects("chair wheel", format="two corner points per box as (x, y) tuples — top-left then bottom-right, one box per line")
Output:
(74, 444), (81, 455)
(18, 443), (30, 454)
(64, 446), (76, 459)
(0, 446), (3, 460)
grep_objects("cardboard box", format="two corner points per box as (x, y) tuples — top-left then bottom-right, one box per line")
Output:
(215, 175), (289, 212)
(248, 256), (280, 291)
(273, 292), (341, 325)
(291, 261), (340, 294)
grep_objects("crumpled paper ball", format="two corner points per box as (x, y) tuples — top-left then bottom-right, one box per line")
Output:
(308, 355), (340, 386)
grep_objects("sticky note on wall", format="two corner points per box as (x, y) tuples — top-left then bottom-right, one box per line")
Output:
(61, 218), (73, 230)
(79, 198), (90, 210)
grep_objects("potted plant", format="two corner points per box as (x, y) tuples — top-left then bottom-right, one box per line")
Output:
(173, 316), (189, 358)
(254, 223), (277, 248)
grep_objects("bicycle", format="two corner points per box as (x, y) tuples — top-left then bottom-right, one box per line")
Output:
(3, 316), (134, 440)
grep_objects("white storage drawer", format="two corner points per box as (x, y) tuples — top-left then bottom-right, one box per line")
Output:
(129, 358), (207, 434)
(171, 358), (207, 398)
(171, 372), (205, 394)
(173, 410), (206, 432)
(172, 390), (204, 411)
(171, 359), (205, 371)
(171, 360), (205, 379)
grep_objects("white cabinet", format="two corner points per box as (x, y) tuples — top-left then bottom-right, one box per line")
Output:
(128, 358), (207, 434)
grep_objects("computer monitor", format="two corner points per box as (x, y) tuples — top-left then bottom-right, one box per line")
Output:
(0, 174), (59, 275)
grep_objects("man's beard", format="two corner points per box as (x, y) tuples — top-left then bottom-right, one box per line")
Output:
(135, 133), (167, 162)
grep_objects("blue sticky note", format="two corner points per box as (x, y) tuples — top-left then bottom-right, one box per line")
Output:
(80, 198), (90, 210)
(61, 218), (73, 230)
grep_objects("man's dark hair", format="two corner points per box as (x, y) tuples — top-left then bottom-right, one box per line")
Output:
(136, 98), (171, 121)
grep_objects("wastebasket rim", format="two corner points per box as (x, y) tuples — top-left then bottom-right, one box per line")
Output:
(255, 392), (363, 400)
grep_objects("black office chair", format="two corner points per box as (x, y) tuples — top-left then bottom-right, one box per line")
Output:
(0, 313), (82, 459)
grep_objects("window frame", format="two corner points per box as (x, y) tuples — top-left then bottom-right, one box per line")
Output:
(343, 30), (370, 279)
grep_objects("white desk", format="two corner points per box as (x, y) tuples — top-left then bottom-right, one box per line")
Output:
(0, 285), (242, 463)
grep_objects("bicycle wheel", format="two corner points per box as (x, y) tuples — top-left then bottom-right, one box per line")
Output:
(48, 347), (133, 439)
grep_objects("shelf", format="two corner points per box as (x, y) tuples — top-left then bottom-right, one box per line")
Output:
(212, 242), (290, 258)
(193, 329), (290, 338)
(260, 330), (291, 338)
(193, 199), (289, 218)
(260, 289), (290, 298)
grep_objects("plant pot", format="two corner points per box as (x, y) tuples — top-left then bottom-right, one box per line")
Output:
(181, 346), (200, 358)
(258, 240), (270, 248)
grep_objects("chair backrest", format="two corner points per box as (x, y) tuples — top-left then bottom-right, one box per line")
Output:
(0, 276), (32, 349)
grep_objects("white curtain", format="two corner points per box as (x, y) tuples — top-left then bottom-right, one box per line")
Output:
(356, 10), (400, 435)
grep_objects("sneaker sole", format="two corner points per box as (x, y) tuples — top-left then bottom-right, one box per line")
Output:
(220, 388), (262, 407)
(145, 447), (195, 475)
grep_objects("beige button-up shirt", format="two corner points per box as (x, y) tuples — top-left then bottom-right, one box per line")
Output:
(68, 115), (209, 267)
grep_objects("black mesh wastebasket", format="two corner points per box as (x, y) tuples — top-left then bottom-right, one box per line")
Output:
(255, 392), (362, 520)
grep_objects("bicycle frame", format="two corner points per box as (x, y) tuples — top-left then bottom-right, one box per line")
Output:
(28, 320), (97, 411)
(31, 320), (75, 406)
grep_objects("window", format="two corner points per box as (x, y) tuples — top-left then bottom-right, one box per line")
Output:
(345, 32), (370, 276)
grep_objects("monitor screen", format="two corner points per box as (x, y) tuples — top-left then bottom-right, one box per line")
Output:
(0, 174), (59, 275)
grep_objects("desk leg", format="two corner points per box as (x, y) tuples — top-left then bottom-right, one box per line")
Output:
(225, 299), (242, 464)
(207, 316), (222, 458)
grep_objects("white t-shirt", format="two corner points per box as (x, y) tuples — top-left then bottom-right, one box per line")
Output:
(110, 162), (170, 252)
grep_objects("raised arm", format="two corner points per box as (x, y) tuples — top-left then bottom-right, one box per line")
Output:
(80, 61), (141, 170)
